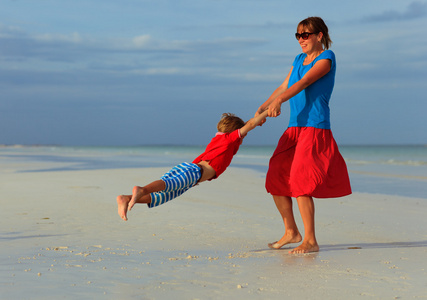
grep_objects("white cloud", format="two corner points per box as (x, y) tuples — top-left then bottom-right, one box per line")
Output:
(0, 24), (26, 37)
(132, 34), (152, 47)
(362, 1), (427, 22)
(218, 72), (282, 82)
(129, 67), (182, 75)
(34, 32), (83, 43)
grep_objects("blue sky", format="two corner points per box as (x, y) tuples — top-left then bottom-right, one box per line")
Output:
(1, 0), (426, 146)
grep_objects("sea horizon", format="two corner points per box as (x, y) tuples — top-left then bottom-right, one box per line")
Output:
(1, 143), (426, 147)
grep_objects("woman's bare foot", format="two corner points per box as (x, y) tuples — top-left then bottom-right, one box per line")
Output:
(129, 186), (146, 211)
(117, 195), (131, 221)
(268, 231), (302, 249)
(289, 241), (319, 254)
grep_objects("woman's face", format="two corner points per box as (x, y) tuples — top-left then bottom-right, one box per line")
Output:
(296, 26), (321, 54)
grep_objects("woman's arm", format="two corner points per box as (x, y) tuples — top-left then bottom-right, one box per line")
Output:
(256, 67), (293, 116)
(268, 59), (331, 117)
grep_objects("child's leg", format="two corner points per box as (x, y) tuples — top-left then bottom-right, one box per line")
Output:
(118, 163), (201, 220)
(148, 188), (189, 208)
(117, 192), (156, 221)
(117, 195), (132, 221)
(117, 179), (165, 221)
(129, 180), (166, 210)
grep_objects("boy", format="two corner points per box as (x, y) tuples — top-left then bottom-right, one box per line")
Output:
(117, 111), (268, 221)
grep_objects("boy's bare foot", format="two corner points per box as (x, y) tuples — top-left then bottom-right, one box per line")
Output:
(129, 186), (146, 211)
(268, 231), (302, 249)
(117, 195), (131, 221)
(289, 241), (319, 254)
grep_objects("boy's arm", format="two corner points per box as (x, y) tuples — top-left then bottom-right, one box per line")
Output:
(239, 110), (269, 137)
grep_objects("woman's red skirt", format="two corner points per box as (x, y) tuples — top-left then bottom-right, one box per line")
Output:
(266, 127), (352, 198)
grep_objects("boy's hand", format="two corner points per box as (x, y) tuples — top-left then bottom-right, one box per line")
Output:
(240, 110), (268, 136)
(258, 118), (267, 126)
(255, 110), (267, 126)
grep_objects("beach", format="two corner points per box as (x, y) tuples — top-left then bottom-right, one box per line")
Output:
(1, 146), (426, 299)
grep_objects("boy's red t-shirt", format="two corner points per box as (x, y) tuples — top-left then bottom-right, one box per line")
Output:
(192, 129), (242, 179)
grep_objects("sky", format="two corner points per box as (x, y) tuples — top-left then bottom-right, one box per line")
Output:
(1, 0), (426, 146)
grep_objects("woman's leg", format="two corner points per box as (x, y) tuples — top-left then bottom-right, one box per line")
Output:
(290, 195), (319, 254)
(268, 195), (302, 249)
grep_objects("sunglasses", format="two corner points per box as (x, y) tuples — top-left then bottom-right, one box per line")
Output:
(295, 32), (318, 40)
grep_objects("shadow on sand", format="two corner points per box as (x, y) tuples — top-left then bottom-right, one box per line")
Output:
(251, 240), (427, 254)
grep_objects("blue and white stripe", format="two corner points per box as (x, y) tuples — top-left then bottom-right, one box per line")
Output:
(148, 162), (202, 208)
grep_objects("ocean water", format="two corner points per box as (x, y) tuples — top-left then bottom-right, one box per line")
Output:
(1, 144), (426, 198)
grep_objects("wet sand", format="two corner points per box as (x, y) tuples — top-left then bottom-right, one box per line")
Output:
(1, 159), (426, 299)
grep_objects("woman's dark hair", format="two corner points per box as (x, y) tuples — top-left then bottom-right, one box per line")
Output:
(298, 16), (332, 50)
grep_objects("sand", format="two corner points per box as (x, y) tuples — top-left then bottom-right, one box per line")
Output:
(1, 158), (427, 299)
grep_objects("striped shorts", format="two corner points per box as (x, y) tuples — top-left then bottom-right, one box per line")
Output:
(148, 162), (202, 208)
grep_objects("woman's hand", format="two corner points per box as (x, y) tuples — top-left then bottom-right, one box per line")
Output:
(268, 99), (282, 118)
(255, 108), (267, 126)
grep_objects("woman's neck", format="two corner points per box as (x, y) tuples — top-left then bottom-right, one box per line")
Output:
(304, 48), (324, 64)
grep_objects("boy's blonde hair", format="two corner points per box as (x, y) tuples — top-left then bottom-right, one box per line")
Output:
(217, 113), (245, 133)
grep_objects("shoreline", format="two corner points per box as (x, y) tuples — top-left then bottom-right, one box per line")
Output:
(1, 145), (426, 199)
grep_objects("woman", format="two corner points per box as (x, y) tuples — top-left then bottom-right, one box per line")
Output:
(256, 16), (351, 254)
